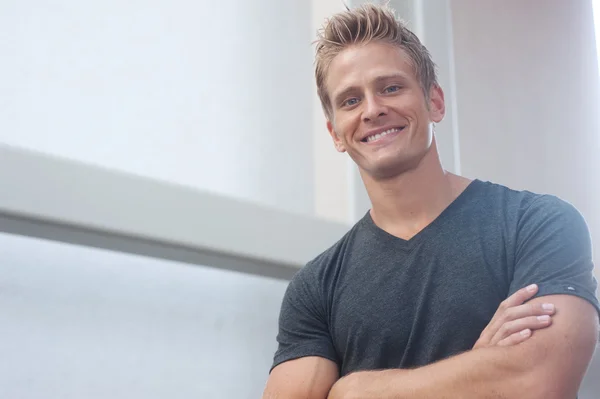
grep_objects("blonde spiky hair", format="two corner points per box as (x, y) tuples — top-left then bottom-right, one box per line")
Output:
(314, 2), (438, 120)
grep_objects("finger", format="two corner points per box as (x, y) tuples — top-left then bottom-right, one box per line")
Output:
(501, 284), (539, 309)
(490, 315), (553, 345)
(490, 284), (539, 327)
(482, 284), (540, 339)
(497, 329), (532, 347)
(500, 302), (556, 322)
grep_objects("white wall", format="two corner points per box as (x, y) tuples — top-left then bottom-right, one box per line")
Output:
(0, 0), (315, 216)
(451, 0), (600, 273)
(0, 233), (287, 398)
(0, 1), (316, 397)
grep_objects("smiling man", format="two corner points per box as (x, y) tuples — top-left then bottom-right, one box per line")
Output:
(262, 4), (600, 399)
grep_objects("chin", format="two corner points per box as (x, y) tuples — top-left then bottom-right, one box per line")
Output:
(364, 151), (427, 180)
(365, 160), (413, 180)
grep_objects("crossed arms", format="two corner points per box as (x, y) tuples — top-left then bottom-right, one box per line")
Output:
(263, 198), (600, 398)
(263, 289), (599, 399)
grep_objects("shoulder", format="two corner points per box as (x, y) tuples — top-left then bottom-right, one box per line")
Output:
(520, 193), (586, 225)
(289, 216), (366, 289)
(474, 180), (585, 223)
(516, 193), (591, 247)
(474, 179), (544, 210)
(279, 219), (364, 315)
(477, 180), (591, 249)
(469, 180), (591, 251)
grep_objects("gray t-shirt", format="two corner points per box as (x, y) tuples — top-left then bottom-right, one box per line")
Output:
(271, 180), (600, 376)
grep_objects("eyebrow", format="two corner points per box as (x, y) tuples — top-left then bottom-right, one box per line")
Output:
(332, 73), (408, 106)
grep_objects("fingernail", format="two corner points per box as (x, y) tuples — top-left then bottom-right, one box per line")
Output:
(542, 303), (555, 311)
(520, 329), (531, 337)
(537, 315), (551, 322)
(526, 284), (537, 292)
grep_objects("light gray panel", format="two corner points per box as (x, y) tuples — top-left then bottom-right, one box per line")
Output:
(0, 145), (350, 280)
(0, 233), (287, 398)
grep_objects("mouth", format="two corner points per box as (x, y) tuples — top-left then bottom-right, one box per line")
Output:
(361, 126), (406, 143)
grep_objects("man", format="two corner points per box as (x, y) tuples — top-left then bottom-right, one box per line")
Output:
(262, 4), (600, 398)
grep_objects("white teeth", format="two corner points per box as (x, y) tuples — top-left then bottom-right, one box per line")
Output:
(365, 127), (402, 142)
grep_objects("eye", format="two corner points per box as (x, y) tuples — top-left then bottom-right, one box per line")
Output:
(383, 85), (401, 93)
(342, 97), (360, 107)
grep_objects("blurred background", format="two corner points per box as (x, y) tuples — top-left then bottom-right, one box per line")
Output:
(1, 0), (599, 397)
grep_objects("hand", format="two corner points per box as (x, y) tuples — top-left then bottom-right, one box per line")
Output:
(473, 283), (555, 349)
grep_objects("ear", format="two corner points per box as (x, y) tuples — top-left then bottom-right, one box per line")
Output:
(327, 120), (347, 153)
(428, 84), (446, 123)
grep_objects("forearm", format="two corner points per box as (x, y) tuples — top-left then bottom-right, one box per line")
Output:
(394, 346), (539, 398)
(328, 296), (597, 399)
(329, 345), (546, 399)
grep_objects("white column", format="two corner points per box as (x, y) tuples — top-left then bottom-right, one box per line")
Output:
(417, 0), (462, 175)
(312, 0), (351, 224)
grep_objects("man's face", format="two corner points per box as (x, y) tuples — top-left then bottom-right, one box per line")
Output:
(325, 41), (445, 179)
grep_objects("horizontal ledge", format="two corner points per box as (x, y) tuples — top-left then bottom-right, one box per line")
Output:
(0, 144), (350, 280)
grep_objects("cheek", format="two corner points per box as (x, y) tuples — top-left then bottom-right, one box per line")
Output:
(406, 102), (430, 126)
(333, 114), (358, 141)
(396, 90), (429, 115)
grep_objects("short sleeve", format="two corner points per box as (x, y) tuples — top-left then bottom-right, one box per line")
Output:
(270, 265), (339, 372)
(509, 195), (600, 316)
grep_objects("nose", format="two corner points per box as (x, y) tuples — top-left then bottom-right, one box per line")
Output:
(362, 94), (388, 123)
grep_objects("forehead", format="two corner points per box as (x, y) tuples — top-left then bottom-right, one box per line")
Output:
(325, 41), (417, 97)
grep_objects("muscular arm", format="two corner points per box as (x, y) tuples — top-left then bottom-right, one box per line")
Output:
(262, 356), (338, 399)
(262, 284), (555, 399)
(329, 294), (599, 399)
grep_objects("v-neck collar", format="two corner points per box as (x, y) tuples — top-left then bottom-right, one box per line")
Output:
(359, 179), (484, 251)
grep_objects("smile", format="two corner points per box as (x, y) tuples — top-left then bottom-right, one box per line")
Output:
(362, 127), (405, 143)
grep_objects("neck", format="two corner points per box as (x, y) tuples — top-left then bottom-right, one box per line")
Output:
(361, 141), (471, 239)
